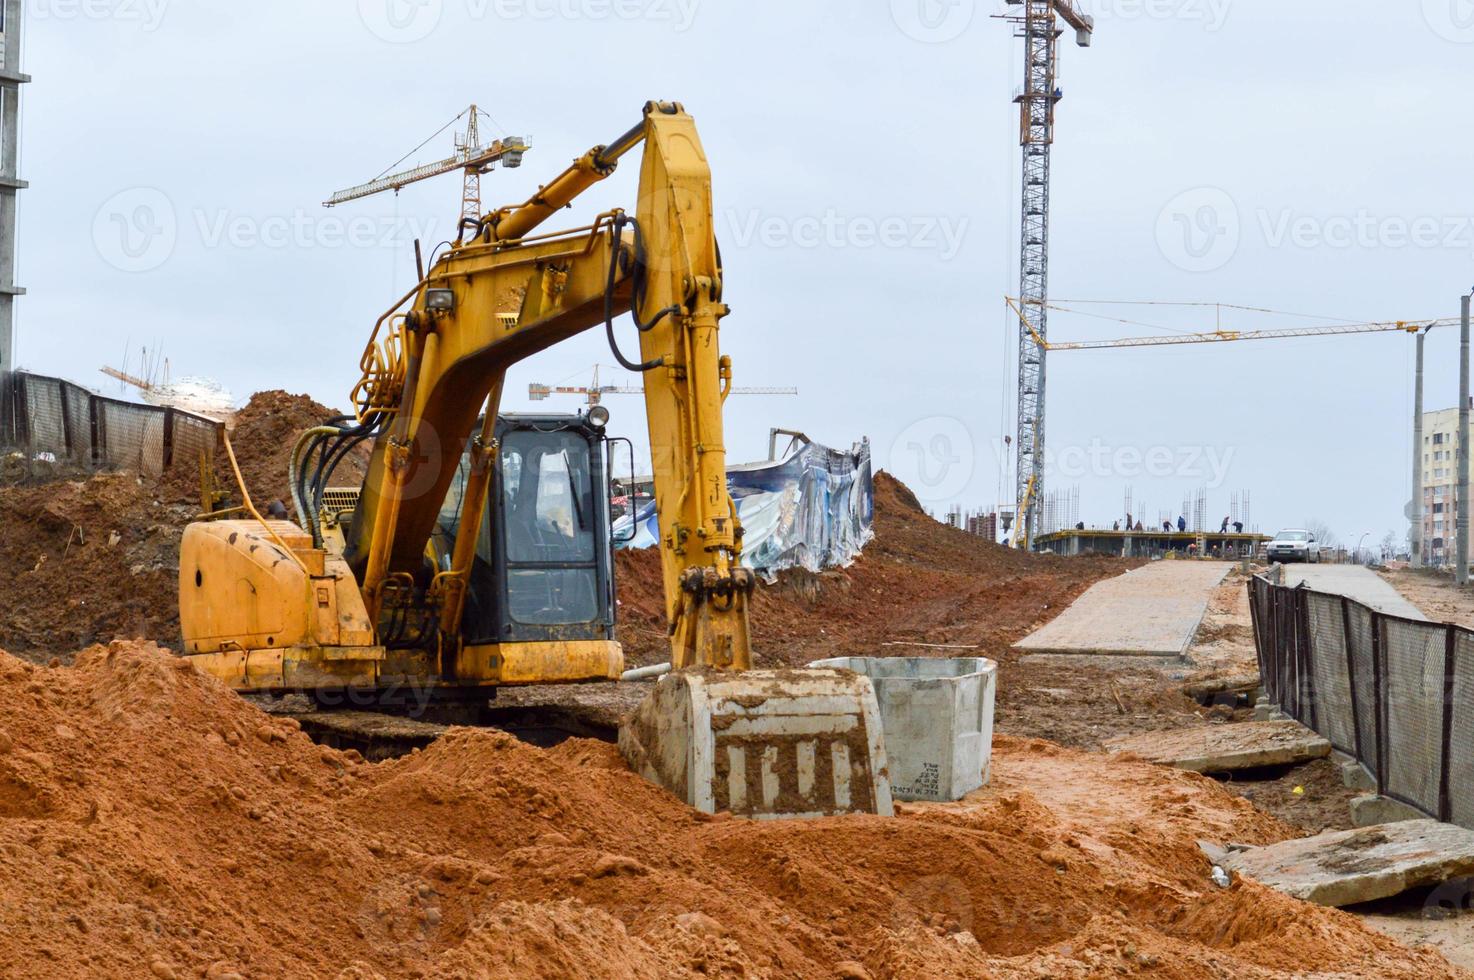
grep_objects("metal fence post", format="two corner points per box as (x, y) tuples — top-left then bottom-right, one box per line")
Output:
(1341, 595), (1364, 760)
(1373, 612), (1388, 796)
(1303, 588), (1320, 730)
(12, 370), (28, 450)
(87, 395), (102, 467)
(161, 406), (175, 471)
(1442, 625), (1458, 823)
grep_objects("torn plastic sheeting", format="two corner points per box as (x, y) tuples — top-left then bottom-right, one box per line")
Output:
(615, 437), (873, 580)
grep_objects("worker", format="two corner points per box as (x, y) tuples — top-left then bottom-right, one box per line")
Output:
(1112, 521), (1120, 531)
(266, 499), (289, 520)
(1221, 516), (1231, 533)
(1163, 520), (1173, 533)
(1233, 521), (1244, 534)
(1177, 515), (1187, 532)
(1135, 521), (1145, 532)
(1126, 513), (1134, 529)
(1076, 521), (1086, 531)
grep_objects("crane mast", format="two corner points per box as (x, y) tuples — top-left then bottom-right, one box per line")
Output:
(1005, 0), (1093, 549)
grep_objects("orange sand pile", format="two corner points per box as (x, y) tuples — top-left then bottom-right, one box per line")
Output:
(0, 641), (1458, 978)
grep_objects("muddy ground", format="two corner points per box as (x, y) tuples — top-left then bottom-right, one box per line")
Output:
(0, 391), (1469, 975)
(0, 641), (1459, 979)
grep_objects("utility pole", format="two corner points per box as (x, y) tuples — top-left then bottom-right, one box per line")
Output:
(1412, 325), (1430, 567)
(0, 0), (28, 375)
(1004, 0), (1093, 549)
(1460, 291), (1472, 586)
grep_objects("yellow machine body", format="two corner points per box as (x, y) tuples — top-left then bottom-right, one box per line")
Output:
(179, 519), (621, 692)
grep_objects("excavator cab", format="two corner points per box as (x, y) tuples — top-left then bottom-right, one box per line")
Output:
(430, 412), (616, 648)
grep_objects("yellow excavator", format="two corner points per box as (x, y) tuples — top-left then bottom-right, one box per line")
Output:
(177, 102), (892, 819)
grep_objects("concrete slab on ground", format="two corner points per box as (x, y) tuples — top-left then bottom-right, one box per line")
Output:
(1105, 719), (1331, 773)
(1013, 561), (1233, 658)
(1280, 565), (1427, 620)
(1216, 819), (1474, 907)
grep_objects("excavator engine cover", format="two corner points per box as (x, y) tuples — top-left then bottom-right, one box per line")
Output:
(619, 668), (894, 819)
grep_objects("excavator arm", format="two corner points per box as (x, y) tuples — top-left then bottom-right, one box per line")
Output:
(181, 102), (891, 819)
(343, 100), (751, 670)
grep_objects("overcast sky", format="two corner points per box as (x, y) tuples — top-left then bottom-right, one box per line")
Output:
(13, 0), (1474, 548)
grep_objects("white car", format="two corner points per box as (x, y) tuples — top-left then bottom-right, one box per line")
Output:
(1266, 529), (1322, 564)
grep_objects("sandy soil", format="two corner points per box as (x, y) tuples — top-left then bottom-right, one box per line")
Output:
(1355, 884), (1474, 971)
(1382, 568), (1474, 627)
(4, 391), (1470, 975)
(0, 641), (1460, 979)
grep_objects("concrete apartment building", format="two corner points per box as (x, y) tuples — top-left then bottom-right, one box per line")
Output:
(1421, 405), (1466, 566)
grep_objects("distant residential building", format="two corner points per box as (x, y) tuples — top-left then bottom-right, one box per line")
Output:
(1421, 405), (1469, 566)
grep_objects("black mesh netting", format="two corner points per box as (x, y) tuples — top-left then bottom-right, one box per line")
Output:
(1250, 573), (1473, 823)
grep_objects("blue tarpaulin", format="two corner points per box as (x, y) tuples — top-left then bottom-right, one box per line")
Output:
(615, 435), (873, 579)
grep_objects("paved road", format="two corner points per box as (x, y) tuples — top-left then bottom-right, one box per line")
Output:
(1279, 565), (1426, 620)
(1013, 561), (1233, 658)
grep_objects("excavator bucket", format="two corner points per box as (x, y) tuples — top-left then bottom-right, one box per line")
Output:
(619, 668), (894, 819)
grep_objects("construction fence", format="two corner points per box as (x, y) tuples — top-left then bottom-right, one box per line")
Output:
(0, 370), (221, 479)
(1250, 570), (1474, 825)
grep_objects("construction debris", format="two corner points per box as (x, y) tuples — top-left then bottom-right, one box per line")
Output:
(1214, 820), (1474, 908)
(1106, 720), (1332, 774)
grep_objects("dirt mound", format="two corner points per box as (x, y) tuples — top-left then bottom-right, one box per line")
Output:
(0, 643), (1458, 978)
(222, 389), (368, 515)
(616, 471), (1137, 668)
(0, 392), (364, 658)
(0, 473), (189, 655)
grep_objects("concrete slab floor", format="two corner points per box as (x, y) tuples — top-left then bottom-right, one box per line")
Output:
(1280, 565), (1427, 620)
(1013, 561), (1233, 658)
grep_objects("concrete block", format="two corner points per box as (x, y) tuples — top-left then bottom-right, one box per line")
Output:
(1350, 794), (1427, 828)
(1341, 761), (1378, 793)
(619, 669), (894, 819)
(1252, 697), (1285, 722)
(808, 657), (997, 802)
(1220, 819), (1474, 907)
(1105, 720), (1330, 774)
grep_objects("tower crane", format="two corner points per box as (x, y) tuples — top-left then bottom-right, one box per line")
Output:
(530, 364), (798, 406)
(1002, 0), (1095, 550)
(324, 105), (528, 221)
(1004, 298), (1458, 351)
(1001, 298), (1457, 549)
